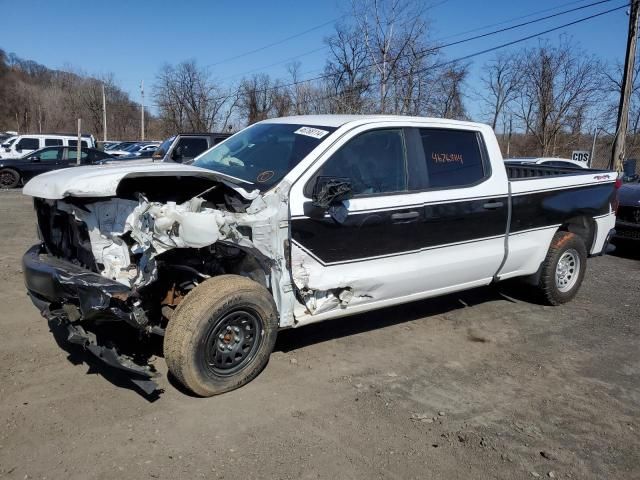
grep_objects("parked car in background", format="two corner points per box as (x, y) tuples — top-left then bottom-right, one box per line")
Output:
(0, 146), (113, 188)
(0, 131), (18, 144)
(153, 132), (231, 163)
(0, 134), (96, 159)
(20, 115), (618, 395)
(506, 157), (588, 169)
(614, 178), (640, 242)
(105, 141), (138, 152)
(108, 142), (159, 157)
(97, 141), (122, 151)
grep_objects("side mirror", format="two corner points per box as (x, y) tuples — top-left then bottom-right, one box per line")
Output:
(152, 148), (165, 161)
(303, 177), (353, 222)
(28, 155), (40, 162)
(15, 147), (22, 153)
(312, 176), (353, 208)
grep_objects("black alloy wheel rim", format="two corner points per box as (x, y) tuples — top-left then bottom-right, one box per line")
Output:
(0, 171), (16, 188)
(203, 309), (263, 376)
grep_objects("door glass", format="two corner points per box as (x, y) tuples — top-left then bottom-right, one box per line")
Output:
(313, 129), (407, 196)
(45, 138), (63, 146)
(418, 129), (486, 188)
(17, 138), (40, 150)
(67, 148), (89, 163)
(175, 138), (209, 160)
(38, 149), (62, 162)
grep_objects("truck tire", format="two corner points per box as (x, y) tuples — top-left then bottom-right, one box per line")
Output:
(0, 169), (20, 189)
(164, 274), (279, 397)
(538, 231), (587, 305)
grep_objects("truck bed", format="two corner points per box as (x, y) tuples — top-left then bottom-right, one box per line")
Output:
(505, 163), (609, 180)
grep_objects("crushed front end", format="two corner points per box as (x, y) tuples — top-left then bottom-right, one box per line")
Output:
(22, 171), (287, 395)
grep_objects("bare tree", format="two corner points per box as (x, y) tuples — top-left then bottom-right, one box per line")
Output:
(323, 23), (371, 113)
(154, 60), (233, 133)
(478, 52), (522, 130)
(352, 0), (427, 113)
(514, 40), (605, 156)
(239, 74), (275, 124)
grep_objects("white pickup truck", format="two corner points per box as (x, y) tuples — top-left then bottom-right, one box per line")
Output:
(22, 115), (619, 396)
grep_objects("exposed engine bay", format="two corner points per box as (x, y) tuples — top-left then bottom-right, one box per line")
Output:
(32, 175), (292, 326)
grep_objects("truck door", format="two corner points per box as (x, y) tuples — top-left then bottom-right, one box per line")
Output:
(288, 123), (508, 322)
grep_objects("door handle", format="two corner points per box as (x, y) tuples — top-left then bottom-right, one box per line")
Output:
(391, 211), (420, 222)
(483, 201), (504, 210)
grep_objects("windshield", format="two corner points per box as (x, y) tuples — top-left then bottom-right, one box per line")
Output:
(192, 123), (336, 190)
(2, 136), (17, 147)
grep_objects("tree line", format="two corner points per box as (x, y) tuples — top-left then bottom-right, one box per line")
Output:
(0, 0), (636, 159)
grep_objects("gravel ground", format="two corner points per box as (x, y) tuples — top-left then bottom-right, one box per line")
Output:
(0, 189), (638, 480)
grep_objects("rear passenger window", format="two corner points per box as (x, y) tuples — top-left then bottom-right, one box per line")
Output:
(68, 140), (88, 148)
(313, 129), (407, 196)
(419, 129), (486, 188)
(45, 138), (63, 146)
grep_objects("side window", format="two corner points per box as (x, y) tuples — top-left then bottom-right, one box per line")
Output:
(45, 138), (63, 146)
(38, 149), (62, 162)
(67, 148), (89, 163)
(312, 129), (407, 196)
(174, 138), (209, 160)
(418, 129), (486, 188)
(16, 138), (40, 150)
(68, 140), (89, 148)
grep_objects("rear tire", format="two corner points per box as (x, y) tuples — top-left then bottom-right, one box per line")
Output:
(164, 275), (278, 397)
(538, 231), (587, 305)
(0, 169), (20, 189)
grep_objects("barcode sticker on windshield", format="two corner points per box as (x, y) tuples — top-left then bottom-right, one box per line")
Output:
(294, 126), (330, 139)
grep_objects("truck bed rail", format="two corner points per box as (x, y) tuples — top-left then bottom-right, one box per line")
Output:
(505, 163), (609, 180)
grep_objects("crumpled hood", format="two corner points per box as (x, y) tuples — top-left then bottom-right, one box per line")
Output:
(619, 182), (640, 206)
(22, 163), (254, 200)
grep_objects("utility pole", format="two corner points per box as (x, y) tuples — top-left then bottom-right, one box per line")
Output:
(102, 83), (107, 142)
(140, 80), (145, 141)
(76, 118), (82, 166)
(506, 115), (513, 158)
(611, 0), (640, 171)
(589, 126), (600, 168)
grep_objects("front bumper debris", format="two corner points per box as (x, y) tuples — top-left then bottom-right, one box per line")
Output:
(23, 244), (160, 394)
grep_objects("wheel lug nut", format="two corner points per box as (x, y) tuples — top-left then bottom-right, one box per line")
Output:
(218, 334), (224, 339)
(226, 326), (232, 331)
(233, 326), (240, 333)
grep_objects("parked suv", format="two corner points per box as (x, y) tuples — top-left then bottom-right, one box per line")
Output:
(0, 134), (96, 159)
(152, 133), (231, 163)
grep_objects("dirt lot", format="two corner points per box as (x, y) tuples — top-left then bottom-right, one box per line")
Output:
(0, 189), (638, 480)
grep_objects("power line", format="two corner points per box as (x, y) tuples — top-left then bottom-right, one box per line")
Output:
(283, 3), (629, 109)
(217, 0), (615, 85)
(206, 18), (338, 68)
(208, 1), (627, 104)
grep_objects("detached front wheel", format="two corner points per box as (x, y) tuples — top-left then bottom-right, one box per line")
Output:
(164, 275), (279, 396)
(538, 231), (587, 305)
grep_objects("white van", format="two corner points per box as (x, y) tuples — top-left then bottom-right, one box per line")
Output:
(0, 134), (96, 159)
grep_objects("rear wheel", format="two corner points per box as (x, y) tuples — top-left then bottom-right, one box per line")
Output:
(164, 275), (278, 396)
(0, 169), (20, 189)
(538, 231), (587, 305)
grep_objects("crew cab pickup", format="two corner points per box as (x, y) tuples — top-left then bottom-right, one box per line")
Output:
(21, 115), (619, 396)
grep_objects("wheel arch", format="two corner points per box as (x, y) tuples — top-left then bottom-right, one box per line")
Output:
(557, 215), (596, 252)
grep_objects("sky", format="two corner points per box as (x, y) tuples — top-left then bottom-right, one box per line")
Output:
(0, 0), (631, 121)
